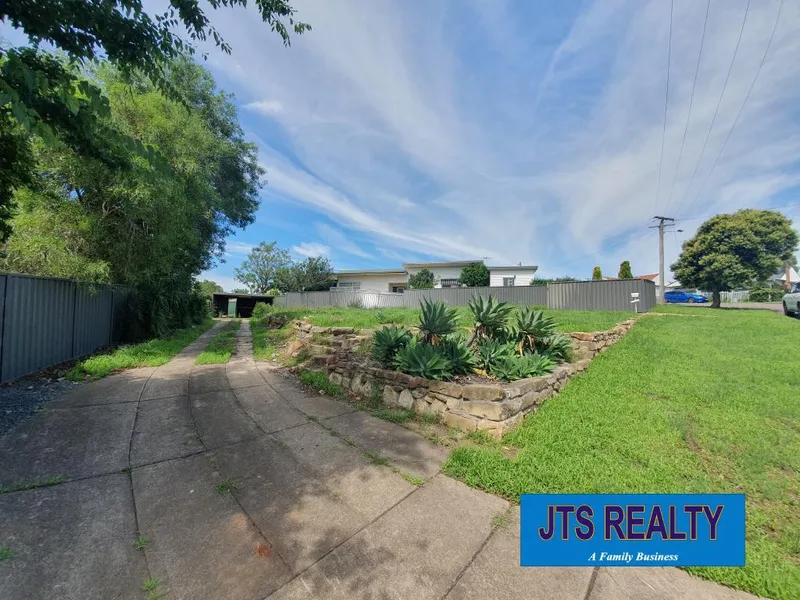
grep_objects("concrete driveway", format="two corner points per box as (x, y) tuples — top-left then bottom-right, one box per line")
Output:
(0, 321), (762, 600)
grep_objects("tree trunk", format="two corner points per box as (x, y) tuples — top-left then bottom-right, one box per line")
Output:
(711, 288), (721, 309)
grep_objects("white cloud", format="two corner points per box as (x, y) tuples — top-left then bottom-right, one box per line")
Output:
(291, 242), (330, 258)
(224, 240), (255, 257)
(195, 0), (800, 276)
(243, 99), (284, 116)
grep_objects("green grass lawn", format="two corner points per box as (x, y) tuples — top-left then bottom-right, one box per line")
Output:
(443, 306), (799, 599)
(264, 305), (631, 333)
(68, 319), (215, 380)
(195, 319), (241, 364)
(251, 317), (295, 361)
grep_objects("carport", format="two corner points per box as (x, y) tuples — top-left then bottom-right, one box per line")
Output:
(211, 292), (275, 318)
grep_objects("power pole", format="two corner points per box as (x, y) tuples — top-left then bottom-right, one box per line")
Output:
(650, 216), (674, 303)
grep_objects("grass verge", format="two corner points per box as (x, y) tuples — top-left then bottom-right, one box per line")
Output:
(195, 320), (241, 364)
(443, 306), (799, 599)
(251, 317), (295, 361)
(68, 319), (214, 380)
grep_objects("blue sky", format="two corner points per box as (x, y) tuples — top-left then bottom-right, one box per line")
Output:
(7, 0), (800, 291)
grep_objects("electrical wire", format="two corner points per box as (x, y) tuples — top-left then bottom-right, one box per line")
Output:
(679, 0), (784, 219)
(672, 0), (751, 217)
(677, 200), (800, 223)
(545, 228), (655, 274)
(662, 0), (710, 216)
(653, 0), (674, 214)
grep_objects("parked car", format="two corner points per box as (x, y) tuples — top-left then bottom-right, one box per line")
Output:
(782, 283), (800, 317)
(664, 290), (708, 304)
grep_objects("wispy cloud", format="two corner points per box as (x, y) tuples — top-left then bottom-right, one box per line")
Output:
(243, 99), (284, 116)
(224, 240), (255, 257)
(199, 0), (800, 279)
(291, 241), (330, 258)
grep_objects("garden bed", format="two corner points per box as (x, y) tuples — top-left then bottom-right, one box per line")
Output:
(292, 317), (635, 436)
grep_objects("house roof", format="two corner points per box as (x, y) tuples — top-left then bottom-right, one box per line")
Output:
(770, 267), (799, 282)
(402, 261), (481, 269)
(335, 269), (407, 276)
(489, 265), (538, 271)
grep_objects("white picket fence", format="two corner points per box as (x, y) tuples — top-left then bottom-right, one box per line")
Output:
(697, 290), (750, 303)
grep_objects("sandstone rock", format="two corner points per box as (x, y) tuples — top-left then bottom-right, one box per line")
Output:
(461, 400), (516, 421)
(461, 384), (504, 402)
(411, 388), (427, 399)
(504, 376), (550, 398)
(407, 377), (427, 389)
(443, 411), (478, 432)
(310, 326), (331, 334)
(427, 380), (463, 398)
(412, 397), (429, 415)
(520, 389), (549, 411)
(329, 372), (343, 386)
(570, 332), (594, 341)
(398, 389), (414, 409)
(383, 385), (400, 407)
(429, 399), (446, 415)
(445, 396), (462, 412)
(330, 327), (355, 335)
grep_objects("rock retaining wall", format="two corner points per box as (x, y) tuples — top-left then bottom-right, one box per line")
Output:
(292, 318), (636, 436)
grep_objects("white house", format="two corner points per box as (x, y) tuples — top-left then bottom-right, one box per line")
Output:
(334, 260), (538, 292)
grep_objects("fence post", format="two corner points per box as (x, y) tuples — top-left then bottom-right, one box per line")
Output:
(70, 282), (78, 359)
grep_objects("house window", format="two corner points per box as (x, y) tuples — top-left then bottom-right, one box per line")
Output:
(502, 277), (515, 287)
(440, 278), (460, 288)
(391, 286), (405, 293)
(338, 282), (361, 290)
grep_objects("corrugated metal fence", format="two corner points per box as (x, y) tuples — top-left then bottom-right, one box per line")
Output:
(0, 274), (130, 382)
(275, 280), (656, 312)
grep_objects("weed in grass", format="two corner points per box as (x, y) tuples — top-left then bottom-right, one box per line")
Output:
(491, 512), (511, 529)
(195, 320), (241, 365)
(364, 451), (391, 467)
(372, 407), (414, 424)
(401, 473), (425, 487)
(0, 546), (13, 560)
(134, 536), (150, 550)
(298, 369), (345, 398)
(415, 413), (439, 425)
(465, 430), (500, 446)
(215, 478), (237, 495)
(421, 432), (448, 446)
(142, 577), (163, 600)
(68, 319), (215, 380)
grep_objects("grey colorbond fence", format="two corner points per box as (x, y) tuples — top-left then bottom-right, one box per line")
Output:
(0, 274), (131, 383)
(275, 280), (655, 313)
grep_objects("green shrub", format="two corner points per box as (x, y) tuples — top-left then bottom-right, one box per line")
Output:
(468, 295), (513, 342)
(475, 339), (515, 372)
(371, 326), (412, 366)
(408, 268), (436, 289)
(436, 337), (476, 375)
(251, 302), (272, 320)
(393, 341), (453, 380)
(458, 262), (489, 287)
(492, 353), (556, 382)
(748, 288), (784, 302)
(418, 299), (458, 344)
(123, 287), (207, 341)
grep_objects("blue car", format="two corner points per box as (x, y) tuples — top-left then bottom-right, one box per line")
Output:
(664, 290), (708, 303)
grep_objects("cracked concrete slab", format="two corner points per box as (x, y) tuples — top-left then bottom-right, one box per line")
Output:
(215, 436), (368, 574)
(133, 452), (292, 600)
(268, 474), (508, 600)
(141, 376), (189, 401)
(272, 421), (414, 520)
(131, 396), (203, 466)
(232, 385), (309, 434)
(259, 369), (356, 420)
(445, 506), (594, 600)
(0, 402), (136, 485)
(190, 389), (262, 448)
(54, 368), (155, 407)
(189, 364), (230, 395)
(227, 360), (267, 390)
(0, 474), (147, 600)
(323, 410), (448, 480)
(587, 567), (762, 600)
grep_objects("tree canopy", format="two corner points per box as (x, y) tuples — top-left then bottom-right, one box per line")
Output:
(234, 242), (293, 293)
(592, 266), (603, 280)
(672, 209), (798, 307)
(458, 262), (489, 287)
(408, 268), (436, 289)
(274, 256), (336, 292)
(618, 261), (633, 279)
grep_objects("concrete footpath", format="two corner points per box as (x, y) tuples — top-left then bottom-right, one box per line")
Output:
(0, 320), (763, 600)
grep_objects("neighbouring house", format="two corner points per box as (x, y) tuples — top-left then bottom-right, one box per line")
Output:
(768, 266), (799, 288)
(604, 273), (679, 298)
(334, 260), (538, 292)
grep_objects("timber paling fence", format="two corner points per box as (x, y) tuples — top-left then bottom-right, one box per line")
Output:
(0, 274), (131, 383)
(274, 279), (656, 313)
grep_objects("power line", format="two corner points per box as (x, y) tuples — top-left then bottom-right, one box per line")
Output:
(653, 0), (674, 213)
(672, 0), (751, 217)
(545, 228), (655, 273)
(679, 0), (784, 219)
(663, 0), (710, 216)
(678, 200), (800, 223)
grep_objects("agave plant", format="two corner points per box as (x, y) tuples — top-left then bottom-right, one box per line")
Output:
(508, 306), (557, 355)
(492, 353), (556, 382)
(393, 341), (453, 380)
(436, 336), (476, 375)
(538, 332), (573, 363)
(371, 326), (412, 366)
(467, 294), (513, 344)
(418, 299), (459, 345)
(475, 339), (515, 372)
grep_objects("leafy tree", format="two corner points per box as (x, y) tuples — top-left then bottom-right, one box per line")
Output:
(618, 261), (633, 279)
(198, 280), (224, 298)
(274, 256), (336, 292)
(0, 0), (308, 237)
(408, 268), (436, 289)
(458, 262), (489, 287)
(232, 288), (250, 294)
(234, 241), (292, 293)
(592, 266), (603, 281)
(672, 209), (799, 308)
